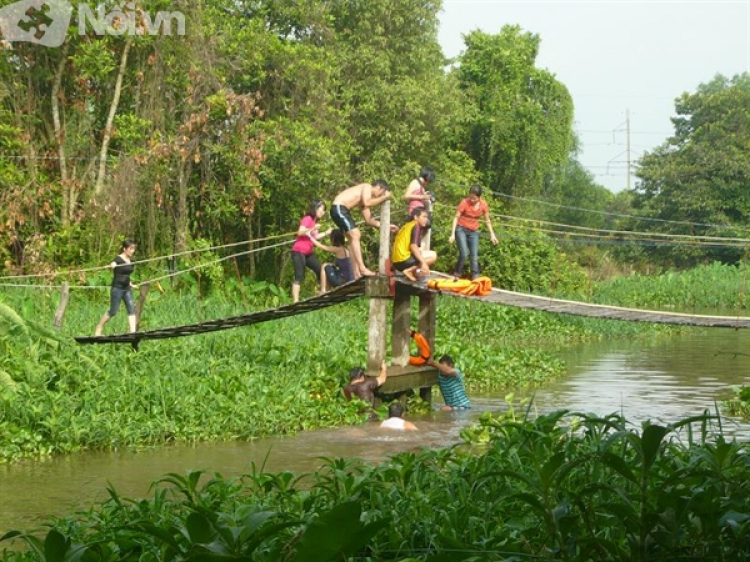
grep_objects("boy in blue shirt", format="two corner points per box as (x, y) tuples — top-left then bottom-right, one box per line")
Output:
(427, 355), (471, 411)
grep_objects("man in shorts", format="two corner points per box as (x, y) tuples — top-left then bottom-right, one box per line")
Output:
(391, 207), (437, 281)
(330, 180), (394, 278)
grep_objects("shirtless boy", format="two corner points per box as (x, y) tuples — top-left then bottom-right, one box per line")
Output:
(330, 180), (394, 277)
(343, 360), (388, 406)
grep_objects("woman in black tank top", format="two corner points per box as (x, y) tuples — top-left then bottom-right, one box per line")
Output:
(94, 239), (139, 336)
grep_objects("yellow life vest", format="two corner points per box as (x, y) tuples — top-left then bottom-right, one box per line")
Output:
(427, 276), (493, 296)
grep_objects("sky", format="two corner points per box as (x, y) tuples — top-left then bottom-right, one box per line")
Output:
(437, 0), (750, 193)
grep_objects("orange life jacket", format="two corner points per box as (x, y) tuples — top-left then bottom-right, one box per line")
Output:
(409, 330), (431, 366)
(427, 276), (493, 296)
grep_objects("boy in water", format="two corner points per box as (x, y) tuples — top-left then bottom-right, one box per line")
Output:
(379, 401), (418, 431)
(343, 360), (388, 406)
(330, 180), (395, 278)
(427, 355), (471, 411)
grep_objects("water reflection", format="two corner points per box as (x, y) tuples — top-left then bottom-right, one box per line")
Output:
(531, 328), (750, 433)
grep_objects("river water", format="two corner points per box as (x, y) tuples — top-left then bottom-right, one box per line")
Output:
(2, 328), (750, 535)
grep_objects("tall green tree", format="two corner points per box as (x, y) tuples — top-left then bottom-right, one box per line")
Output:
(455, 26), (574, 199)
(634, 73), (750, 265)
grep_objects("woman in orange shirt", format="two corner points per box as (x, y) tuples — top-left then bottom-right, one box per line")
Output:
(448, 184), (498, 279)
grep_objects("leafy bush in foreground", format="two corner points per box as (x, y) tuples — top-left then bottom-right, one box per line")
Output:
(3, 411), (750, 560)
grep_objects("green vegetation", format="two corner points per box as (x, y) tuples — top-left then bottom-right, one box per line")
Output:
(4, 410), (749, 560)
(590, 262), (750, 311)
(0, 280), (584, 463)
(0, 1), (575, 280)
(6, 254), (746, 463)
(632, 74), (750, 267)
(724, 386), (750, 419)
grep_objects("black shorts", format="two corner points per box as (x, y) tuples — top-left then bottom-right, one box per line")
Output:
(393, 256), (418, 271)
(330, 204), (356, 233)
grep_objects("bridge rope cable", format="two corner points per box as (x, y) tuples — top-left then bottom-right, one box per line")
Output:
(0, 230), (299, 282)
(429, 194), (750, 246)
(437, 178), (750, 232)
(139, 238), (292, 285)
(494, 221), (750, 248)
(495, 231), (750, 249)
(488, 212), (750, 244)
(75, 277), (368, 344)
(0, 235), (298, 291)
(0, 199), (389, 291)
(0, 237), (295, 290)
(427, 200), (750, 248)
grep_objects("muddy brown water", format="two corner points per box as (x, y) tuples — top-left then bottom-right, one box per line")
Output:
(2, 328), (750, 535)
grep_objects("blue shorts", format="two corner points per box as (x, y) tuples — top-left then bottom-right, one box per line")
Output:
(108, 287), (135, 316)
(330, 204), (356, 233)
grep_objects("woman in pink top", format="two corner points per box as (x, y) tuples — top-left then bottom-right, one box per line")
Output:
(403, 167), (435, 219)
(291, 200), (331, 302)
(448, 184), (498, 279)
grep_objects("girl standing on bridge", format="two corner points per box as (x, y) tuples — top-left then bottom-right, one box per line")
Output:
(94, 239), (139, 336)
(291, 200), (332, 303)
(449, 184), (498, 280)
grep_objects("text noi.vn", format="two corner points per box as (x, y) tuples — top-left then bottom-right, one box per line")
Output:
(79, 3), (185, 36)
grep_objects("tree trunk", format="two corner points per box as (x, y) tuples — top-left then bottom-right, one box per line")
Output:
(176, 162), (189, 252)
(94, 38), (132, 196)
(52, 42), (69, 225)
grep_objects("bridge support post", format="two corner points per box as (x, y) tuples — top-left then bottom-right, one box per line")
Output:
(135, 282), (150, 331)
(53, 282), (70, 330)
(367, 200), (392, 372)
(392, 290), (411, 366)
(418, 291), (436, 403)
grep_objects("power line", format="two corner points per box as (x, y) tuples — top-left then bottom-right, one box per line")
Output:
(484, 189), (750, 232)
(438, 180), (750, 232)
(490, 212), (750, 243)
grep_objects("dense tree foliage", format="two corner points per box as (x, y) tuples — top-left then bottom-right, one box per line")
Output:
(0, 1), (576, 282)
(633, 73), (750, 266)
(456, 26), (574, 199)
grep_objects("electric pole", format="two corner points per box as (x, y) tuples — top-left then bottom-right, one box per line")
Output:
(626, 109), (631, 191)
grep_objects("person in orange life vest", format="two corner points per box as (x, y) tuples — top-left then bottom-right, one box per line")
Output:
(379, 401), (418, 431)
(448, 184), (498, 280)
(392, 207), (437, 282)
(291, 200), (332, 303)
(403, 167), (435, 220)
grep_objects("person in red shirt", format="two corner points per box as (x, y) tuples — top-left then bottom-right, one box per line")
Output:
(291, 200), (332, 303)
(448, 184), (498, 279)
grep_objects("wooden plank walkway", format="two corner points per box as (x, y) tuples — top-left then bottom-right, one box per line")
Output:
(75, 278), (366, 345)
(400, 273), (750, 329)
(75, 272), (750, 347)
